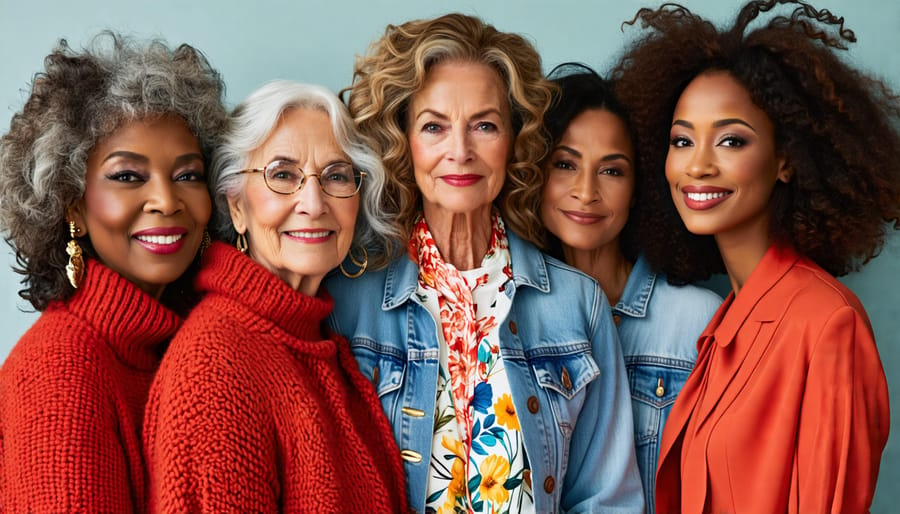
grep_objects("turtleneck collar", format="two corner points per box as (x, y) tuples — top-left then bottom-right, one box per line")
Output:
(196, 242), (333, 343)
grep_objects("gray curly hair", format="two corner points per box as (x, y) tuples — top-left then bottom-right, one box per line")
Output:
(0, 31), (227, 311)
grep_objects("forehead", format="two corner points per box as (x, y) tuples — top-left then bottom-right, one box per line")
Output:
(256, 107), (342, 156)
(674, 71), (770, 125)
(410, 61), (509, 114)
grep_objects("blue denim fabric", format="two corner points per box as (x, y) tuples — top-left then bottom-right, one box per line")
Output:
(613, 255), (722, 514)
(326, 229), (644, 514)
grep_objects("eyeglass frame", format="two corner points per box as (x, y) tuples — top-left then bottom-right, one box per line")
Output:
(237, 160), (366, 198)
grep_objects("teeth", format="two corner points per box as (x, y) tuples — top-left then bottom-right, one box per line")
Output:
(287, 230), (330, 239)
(686, 191), (728, 202)
(135, 234), (183, 245)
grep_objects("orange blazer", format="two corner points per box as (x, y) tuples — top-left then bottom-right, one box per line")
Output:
(655, 244), (889, 514)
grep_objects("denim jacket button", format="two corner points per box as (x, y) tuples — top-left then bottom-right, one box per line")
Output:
(400, 449), (423, 463)
(371, 365), (379, 384)
(561, 367), (572, 390)
(527, 396), (540, 413)
(656, 377), (665, 397)
(543, 475), (555, 493)
(508, 320), (518, 334)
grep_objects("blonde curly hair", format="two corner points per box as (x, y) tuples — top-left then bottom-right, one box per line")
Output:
(344, 12), (555, 254)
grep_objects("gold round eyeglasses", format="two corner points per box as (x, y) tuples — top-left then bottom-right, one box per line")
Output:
(238, 160), (365, 198)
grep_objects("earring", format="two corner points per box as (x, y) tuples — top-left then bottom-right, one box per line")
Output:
(65, 220), (84, 289)
(235, 232), (248, 254)
(200, 229), (211, 256)
(340, 245), (368, 279)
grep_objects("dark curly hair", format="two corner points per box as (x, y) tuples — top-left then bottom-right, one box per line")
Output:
(343, 13), (555, 251)
(541, 63), (639, 262)
(611, 0), (900, 283)
(0, 32), (227, 311)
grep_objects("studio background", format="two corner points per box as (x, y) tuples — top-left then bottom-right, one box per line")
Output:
(1, 0), (898, 510)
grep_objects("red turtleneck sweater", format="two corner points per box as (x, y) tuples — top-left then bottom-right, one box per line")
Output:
(0, 259), (181, 512)
(144, 242), (407, 513)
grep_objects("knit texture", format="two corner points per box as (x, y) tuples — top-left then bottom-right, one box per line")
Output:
(0, 259), (181, 512)
(144, 242), (408, 513)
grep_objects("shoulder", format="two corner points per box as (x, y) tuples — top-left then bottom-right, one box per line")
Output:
(776, 258), (868, 320)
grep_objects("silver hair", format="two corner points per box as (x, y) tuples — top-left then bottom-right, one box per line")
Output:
(0, 31), (227, 311)
(210, 80), (400, 268)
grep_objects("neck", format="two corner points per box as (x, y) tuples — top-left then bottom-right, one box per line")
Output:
(422, 203), (493, 270)
(715, 215), (772, 294)
(563, 243), (632, 306)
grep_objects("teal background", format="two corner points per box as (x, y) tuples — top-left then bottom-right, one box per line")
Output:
(1, 0), (897, 509)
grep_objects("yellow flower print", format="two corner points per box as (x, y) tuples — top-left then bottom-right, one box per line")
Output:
(441, 435), (468, 502)
(478, 454), (511, 506)
(494, 393), (520, 430)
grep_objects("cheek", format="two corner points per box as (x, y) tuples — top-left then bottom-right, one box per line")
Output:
(243, 186), (288, 232)
(183, 187), (212, 225)
(83, 189), (134, 231)
(337, 200), (360, 249)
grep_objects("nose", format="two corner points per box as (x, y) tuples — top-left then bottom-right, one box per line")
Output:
(447, 125), (474, 163)
(144, 177), (183, 215)
(685, 145), (718, 179)
(570, 170), (599, 204)
(294, 175), (328, 217)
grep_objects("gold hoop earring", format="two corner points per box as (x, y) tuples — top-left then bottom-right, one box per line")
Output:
(65, 220), (84, 289)
(235, 232), (248, 254)
(340, 246), (368, 279)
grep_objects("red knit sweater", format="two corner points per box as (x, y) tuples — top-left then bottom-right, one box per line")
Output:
(144, 242), (407, 513)
(0, 259), (181, 512)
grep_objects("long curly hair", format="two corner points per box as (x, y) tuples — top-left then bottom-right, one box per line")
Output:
(541, 63), (640, 262)
(612, 0), (900, 283)
(344, 12), (555, 252)
(0, 32), (227, 311)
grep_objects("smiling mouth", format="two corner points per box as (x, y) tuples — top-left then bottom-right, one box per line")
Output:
(285, 230), (332, 240)
(561, 210), (604, 224)
(134, 234), (184, 245)
(686, 191), (729, 202)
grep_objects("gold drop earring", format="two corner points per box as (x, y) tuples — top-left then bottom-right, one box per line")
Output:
(66, 220), (84, 289)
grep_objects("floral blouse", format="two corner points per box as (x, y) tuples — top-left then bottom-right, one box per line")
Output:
(409, 213), (534, 514)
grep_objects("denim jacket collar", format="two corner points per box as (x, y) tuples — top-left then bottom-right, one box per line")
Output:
(613, 254), (656, 319)
(381, 227), (550, 310)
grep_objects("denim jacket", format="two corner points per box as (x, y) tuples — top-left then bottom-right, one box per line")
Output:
(613, 255), (721, 514)
(326, 229), (644, 514)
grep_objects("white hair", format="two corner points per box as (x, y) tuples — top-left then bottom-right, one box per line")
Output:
(210, 80), (399, 266)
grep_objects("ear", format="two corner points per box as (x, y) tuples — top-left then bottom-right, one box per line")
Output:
(227, 194), (247, 235)
(66, 200), (88, 237)
(776, 156), (793, 184)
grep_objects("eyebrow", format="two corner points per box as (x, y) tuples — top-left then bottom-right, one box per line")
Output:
(554, 145), (633, 164)
(102, 151), (203, 166)
(672, 118), (757, 133)
(414, 107), (504, 122)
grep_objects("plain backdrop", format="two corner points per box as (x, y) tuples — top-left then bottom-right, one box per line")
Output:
(1, 0), (898, 510)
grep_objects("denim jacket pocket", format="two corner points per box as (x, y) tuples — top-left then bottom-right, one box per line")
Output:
(530, 348), (601, 432)
(627, 361), (692, 443)
(349, 338), (406, 398)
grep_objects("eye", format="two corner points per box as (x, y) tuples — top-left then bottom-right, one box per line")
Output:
(669, 135), (692, 148)
(473, 121), (498, 133)
(719, 135), (747, 148)
(175, 169), (206, 182)
(599, 167), (624, 177)
(422, 122), (443, 134)
(107, 170), (144, 183)
(552, 159), (576, 171)
(322, 164), (355, 183)
(266, 162), (301, 182)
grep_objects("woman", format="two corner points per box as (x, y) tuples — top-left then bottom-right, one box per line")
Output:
(327, 13), (643, 513)
(539, 63), (721, 513)
(0, 34), (225, 511)
(144, 81), (407, 512)
(613, 1), (898, 512)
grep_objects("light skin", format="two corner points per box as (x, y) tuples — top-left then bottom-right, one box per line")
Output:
(228, 107), (359, 296)
(541, 108), (635, 305)
(407, 60), (513, 270)
(666, 71), (791, 293)
(69, 114), (211, 299)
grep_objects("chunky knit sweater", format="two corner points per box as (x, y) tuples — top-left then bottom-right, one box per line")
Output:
(144, 242), (407, 513)
(0, 259), (180, 512)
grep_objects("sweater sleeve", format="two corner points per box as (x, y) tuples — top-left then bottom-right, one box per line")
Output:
(0, 336), (134, 512)
(145, 329), (280, 513)
(794, 305), (890, 513)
